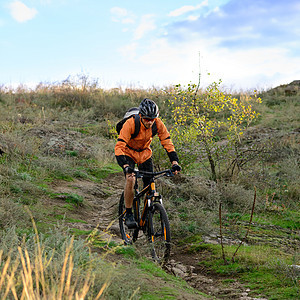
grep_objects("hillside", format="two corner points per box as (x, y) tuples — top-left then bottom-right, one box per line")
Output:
(0, 80), (299, 299)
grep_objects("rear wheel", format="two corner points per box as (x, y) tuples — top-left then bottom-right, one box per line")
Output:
(118, 192), (139, 245)
(148, 202), (171, 263)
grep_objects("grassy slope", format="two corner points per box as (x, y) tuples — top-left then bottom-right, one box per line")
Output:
(0, 82), (299, 298)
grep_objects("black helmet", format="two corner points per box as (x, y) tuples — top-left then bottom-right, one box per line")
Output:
(139, 98), (159, 119)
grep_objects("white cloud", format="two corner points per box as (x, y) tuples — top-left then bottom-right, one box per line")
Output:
(122, 18), (135, 24)
(202, 46), (300, 90)
(187, 15), (199, 21)
(111, 7), (135, 24)
(39, 0), (52, 4)
(168, 0), (208, 17)
(118, 38), (208, 87)
(203, 46), (300, 90)
(111, 7), (128, 18)
(133, 14), (156, 40)
(8, 1), (38, 23)
(118, 42), (138, 60)
(118, 33), (300, 90)
(207, 6), (224, 17)
(111, 9), (155, 39)
(115, 2), (300, 89)
(168, 5), (196, 17)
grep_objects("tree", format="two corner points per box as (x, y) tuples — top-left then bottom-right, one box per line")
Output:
(167, 81), (261, 181)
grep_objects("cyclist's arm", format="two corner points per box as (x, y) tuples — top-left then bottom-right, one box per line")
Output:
(155, 118), (179, 163)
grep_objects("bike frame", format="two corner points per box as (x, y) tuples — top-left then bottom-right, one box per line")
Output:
(132, 170), (172, 230)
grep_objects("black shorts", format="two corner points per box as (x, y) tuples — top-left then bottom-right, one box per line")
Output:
(123, 156), (153, 187)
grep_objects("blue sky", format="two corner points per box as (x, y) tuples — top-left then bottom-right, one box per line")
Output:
(1, 0), (299, 90)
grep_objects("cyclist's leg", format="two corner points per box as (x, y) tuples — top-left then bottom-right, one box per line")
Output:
(123, 156), (136, 210)
(138, 157), (153, 188)
(119, 192), (139, 243)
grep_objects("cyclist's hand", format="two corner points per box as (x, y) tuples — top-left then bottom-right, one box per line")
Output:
(124, 166), (134, 174)
(171, 163), (181, 175)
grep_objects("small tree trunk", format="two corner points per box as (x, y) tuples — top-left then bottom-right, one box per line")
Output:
(204, 143), (216, 181)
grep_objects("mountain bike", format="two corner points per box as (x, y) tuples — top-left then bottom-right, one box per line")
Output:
(119, 169), (173, 263)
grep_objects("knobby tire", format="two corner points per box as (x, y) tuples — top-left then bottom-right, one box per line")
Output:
(148, 202), (171, 263)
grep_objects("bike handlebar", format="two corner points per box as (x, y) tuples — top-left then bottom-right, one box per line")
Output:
(134, 169), (174, 179)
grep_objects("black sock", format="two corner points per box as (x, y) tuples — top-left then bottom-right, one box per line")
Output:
(126, 207), (132, 214)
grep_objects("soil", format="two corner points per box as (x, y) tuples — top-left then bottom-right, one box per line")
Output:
(49, 172), (270, 300)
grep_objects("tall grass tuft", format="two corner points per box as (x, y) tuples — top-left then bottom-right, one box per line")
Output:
(0, 216), (138, 299)
(0, 218), (108, 299)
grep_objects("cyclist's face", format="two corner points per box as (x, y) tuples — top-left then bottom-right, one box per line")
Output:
(142, 117), (155, 128)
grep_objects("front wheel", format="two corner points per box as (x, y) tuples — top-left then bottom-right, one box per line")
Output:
(118, 192), (139, 245)
(148, 202), (171, 263)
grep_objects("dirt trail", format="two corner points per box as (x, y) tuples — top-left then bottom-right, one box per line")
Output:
(51, 172), (124, 241)
(50, 173), (268, 300)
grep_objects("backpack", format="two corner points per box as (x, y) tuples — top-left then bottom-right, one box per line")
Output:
(116, 107), (157, 139)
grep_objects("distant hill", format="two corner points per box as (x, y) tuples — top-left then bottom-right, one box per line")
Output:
(268, 80), (300, 96)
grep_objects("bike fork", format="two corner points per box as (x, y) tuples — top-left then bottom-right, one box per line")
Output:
(146, 211), (159, 261)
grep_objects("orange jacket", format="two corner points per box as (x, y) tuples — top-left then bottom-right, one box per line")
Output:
(115, 115), (178, 167)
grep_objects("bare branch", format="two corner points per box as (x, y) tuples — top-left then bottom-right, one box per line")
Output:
(231, 187), (257, 262)
(219, 201), (227, 264)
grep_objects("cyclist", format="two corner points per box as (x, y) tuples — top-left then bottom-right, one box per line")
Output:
(115, 98), (181, 229)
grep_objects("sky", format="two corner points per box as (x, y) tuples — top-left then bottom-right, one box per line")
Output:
(0, 0), (300, 91)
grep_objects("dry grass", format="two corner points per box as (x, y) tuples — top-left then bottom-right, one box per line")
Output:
(0, 214), (146, 299)
(0, 214), (111, 300)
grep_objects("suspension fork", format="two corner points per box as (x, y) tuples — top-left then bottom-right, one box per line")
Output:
(138, 180), (155, 227)
(147, 182), (157, 244)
